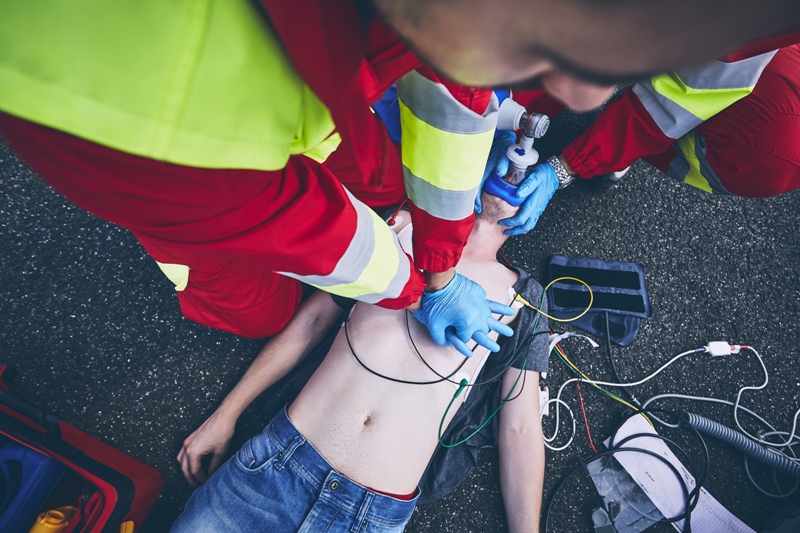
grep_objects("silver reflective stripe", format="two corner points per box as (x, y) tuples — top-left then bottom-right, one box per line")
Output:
(675, 51), (777, 90)
(633, 81), (704, 139)
(665, 132), (732, 195)
(633, 50), (777, 139)
(357, 237), (413, 304)
(691, 133), (731, 195)
(666, 148), (691, 184)
(278, 189), (374, 287)
(277, 190), (413, 302)
(397, 70), (499, 134)
(403, 167), (479, 221)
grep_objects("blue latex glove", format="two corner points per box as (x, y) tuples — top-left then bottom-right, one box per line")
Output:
(499, 162), (559, 236)
(476, 130), (517, 213)
(412, 273), (515, 357)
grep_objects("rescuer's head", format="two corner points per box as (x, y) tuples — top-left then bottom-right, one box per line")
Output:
(373, 0), (800, 111)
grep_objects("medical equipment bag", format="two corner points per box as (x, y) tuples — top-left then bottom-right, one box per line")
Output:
(0, 364), (162, 533)
(546, 255), (652, 346)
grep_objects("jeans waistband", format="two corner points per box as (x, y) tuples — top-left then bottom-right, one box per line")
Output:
(263, 406), (419, 526)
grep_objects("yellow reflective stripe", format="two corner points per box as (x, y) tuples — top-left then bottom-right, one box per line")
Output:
(0, 0), (338, 172)
(399, 100), (494, 192)
(277, 189), (411, 302)
(676, 133), (712, 193)
(155, 261), (190, 291)
(651, 72), (754, 121)
(288, 85), (338, 158)
(310, 208), (401, 298)
(302, 132), (342, 163)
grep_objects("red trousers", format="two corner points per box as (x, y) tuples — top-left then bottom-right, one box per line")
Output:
(0, 114), (408, 338)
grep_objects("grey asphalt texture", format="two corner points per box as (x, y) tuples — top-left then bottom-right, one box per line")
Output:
(2, 106), (799, 533)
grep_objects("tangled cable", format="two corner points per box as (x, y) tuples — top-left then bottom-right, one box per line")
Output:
(344, 272), (590, 448)
(543, 336), (800, 501)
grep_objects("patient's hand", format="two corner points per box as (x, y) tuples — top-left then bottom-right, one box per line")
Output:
(178, 410), (236, 487)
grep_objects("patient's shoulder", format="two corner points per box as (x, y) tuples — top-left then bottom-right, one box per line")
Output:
(464, 261), (519, 306)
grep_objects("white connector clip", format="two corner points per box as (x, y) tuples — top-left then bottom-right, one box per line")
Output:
(705, 342), (738, 356)
(539, 386), (549, 417)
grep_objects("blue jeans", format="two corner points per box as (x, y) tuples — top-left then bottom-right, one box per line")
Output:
(171, 406), (419, 532)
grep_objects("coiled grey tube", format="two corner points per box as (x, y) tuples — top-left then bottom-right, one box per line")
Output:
(683, 412), (800, 479)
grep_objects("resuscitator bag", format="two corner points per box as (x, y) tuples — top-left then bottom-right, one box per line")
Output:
(546, 255), (651, 347)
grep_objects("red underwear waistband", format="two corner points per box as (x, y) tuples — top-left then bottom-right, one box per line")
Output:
(339, 471), (417, 501)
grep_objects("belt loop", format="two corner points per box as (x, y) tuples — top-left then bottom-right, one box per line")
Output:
(351, 491), (374, 533)
(275, 434), (306, 471)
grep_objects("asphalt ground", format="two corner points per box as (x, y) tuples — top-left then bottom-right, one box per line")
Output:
(2, 107), (799, 533)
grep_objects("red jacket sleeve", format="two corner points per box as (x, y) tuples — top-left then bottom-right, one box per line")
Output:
(562, 87), (675, 178)
(399, 66), (497, 272)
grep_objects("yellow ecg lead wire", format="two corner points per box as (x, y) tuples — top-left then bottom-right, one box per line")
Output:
(514, 276), (594, 323)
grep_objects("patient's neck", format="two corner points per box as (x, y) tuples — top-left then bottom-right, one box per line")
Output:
(461, 216), (509, 264)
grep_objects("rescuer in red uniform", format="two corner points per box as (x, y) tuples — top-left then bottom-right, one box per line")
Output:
(1, 0), (520, 356)
(557, 39), (800, 198)
(1, 0), (799, 351)
(492, 34), (800, 236)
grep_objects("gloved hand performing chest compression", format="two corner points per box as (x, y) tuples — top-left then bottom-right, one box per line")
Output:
(412, 272), (515, 357)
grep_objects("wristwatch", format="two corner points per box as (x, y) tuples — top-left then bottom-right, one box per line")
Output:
(547, 155), (575, 189)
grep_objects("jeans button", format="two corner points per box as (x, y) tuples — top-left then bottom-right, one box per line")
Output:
(328, 479), (340, 492)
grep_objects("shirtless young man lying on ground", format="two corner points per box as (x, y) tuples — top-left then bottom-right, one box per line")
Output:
(172, 192), (550, 533)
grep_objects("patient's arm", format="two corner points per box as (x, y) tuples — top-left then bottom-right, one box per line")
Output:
(498, 368), (545, 533)
(178, 291), (344, 486)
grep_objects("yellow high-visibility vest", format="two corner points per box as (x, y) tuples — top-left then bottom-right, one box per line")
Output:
(0, 0), (340, 171)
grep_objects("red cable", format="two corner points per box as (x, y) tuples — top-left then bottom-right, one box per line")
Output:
(576, 380), (598, 454)
(387, 199), (409, 226)
(497, 250), (513, 267)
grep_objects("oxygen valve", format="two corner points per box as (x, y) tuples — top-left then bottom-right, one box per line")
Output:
(497, 98), (549, 185)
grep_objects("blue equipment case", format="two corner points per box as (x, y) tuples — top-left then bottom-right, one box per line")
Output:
(546, 255), (651, 346)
